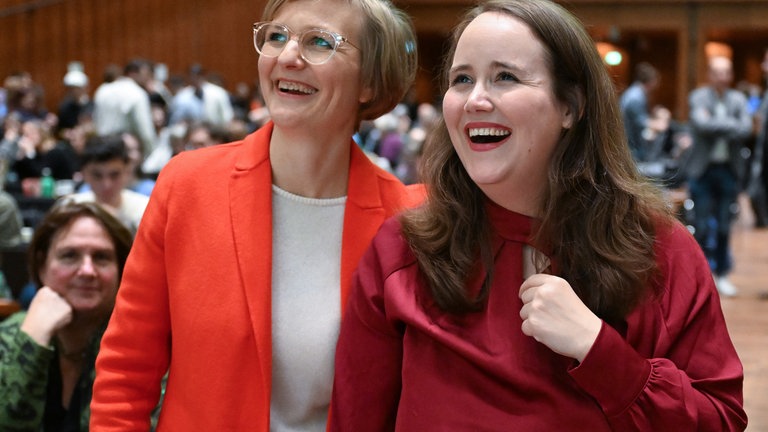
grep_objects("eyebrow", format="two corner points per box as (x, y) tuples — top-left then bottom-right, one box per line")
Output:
(449, 60), (524, 75)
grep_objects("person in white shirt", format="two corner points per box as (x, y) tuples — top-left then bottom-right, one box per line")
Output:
(169, 64), (234, 129)
(93, 59), (158, 160)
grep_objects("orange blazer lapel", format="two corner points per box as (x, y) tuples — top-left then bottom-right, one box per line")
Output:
(340, 143), (389, 311)
(228, 123), (274, 425)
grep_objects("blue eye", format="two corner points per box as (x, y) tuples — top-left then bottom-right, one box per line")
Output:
(498, 71), (518, 82)
(304, 33), (335, 51)
(450, 74), (472, 86)
(268, 30), (288, 43)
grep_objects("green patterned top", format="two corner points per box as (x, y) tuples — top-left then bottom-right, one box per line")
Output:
(0, 311), (103, 431)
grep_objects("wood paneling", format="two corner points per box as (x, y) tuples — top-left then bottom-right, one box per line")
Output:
(1, 0), (767, 117)
(0, 0), (265, 110)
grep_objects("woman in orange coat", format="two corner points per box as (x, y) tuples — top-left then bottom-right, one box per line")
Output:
(89, 0), (419, 429)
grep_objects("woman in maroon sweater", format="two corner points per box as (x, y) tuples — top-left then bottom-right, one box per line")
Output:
(331, 0), (747, 430)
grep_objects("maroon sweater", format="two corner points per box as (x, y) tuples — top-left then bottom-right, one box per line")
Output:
(332, 202), (746, 431)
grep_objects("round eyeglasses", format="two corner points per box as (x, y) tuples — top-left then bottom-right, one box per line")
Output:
(252, 22), (359, 65)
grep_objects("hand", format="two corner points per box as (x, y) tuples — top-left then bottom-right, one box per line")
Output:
(17, 135), (36, 157)
(20, 287), (73, 347)
(519, 274), (602, 362)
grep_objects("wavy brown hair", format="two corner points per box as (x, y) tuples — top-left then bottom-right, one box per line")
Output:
(400, 0), (674, 322)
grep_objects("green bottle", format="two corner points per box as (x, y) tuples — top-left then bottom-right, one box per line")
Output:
(40, 167), (55, 198)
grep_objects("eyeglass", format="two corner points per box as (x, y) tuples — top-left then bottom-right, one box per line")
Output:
(252, 22), (359, 65)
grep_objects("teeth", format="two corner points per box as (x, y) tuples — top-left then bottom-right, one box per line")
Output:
(468, 127), (510, 137)
(278, 81), (316, 95)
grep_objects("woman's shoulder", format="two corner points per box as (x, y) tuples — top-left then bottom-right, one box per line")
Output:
(366, 216), (417, 275)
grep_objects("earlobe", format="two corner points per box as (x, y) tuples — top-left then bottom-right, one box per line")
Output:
(359, 86), (374, 104)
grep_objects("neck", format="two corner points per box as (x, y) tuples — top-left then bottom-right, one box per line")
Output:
(55, 316), (103, 361)
(269, 127), (352, 198)
(480, 183), (542, 218)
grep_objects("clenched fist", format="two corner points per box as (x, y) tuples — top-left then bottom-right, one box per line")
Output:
(20, 287), (74, 347)
(519, 274), (602, 362)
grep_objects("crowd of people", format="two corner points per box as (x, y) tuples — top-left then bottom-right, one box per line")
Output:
(619, 48), (768, 298)
(0, 0), (759, 430)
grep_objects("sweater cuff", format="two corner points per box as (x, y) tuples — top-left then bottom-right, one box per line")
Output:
(569, 321), (651, 416)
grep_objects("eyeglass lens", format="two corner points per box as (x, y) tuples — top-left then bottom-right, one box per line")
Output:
(254, 24), (339, 64)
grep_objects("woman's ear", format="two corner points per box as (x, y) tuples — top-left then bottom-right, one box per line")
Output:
(561, 87), (584, 130)
(359, 86), (374, 104)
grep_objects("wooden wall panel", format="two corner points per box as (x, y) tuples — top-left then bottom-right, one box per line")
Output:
(1, 0), (767, 118)
(0, 0), (265, 111)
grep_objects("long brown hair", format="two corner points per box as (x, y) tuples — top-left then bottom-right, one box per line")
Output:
(401, 0), (674, 322)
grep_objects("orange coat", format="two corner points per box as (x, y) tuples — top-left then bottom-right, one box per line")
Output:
(90, 122), (422, 431)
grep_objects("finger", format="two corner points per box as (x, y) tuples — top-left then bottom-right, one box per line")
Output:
(520, 318), (534, 338)
(519, 285), (536, 304)
(519, 273), (549, 300)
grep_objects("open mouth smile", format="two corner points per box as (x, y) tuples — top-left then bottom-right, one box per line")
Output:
(468, 127), (511, 144)
(278, 80), (317, 95)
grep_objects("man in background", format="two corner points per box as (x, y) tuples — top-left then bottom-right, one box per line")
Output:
(686, 56), (753, 297)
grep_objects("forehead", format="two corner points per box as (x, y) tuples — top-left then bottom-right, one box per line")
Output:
(84, 159), (126, 172)
(272, 0), (362, 34)
(50, 217), (113, 249)
(454, 12), (550, 70)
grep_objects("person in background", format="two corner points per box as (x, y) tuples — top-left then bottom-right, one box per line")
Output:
(8, 119), (79, 194)
(89, 0), (420, 429)
(0, 190), (23, 248)
(0, 202), (133, 430)
(169, 64), (235, 130)
(57, 69), (93, 136)
(620, 61), (661, 162)
(686, 56), (752, 297)
(93, 59), (158, 160)
(331, 0), (746, 430)
(63, 134), (149, 235)
(748, 46), (768, 228)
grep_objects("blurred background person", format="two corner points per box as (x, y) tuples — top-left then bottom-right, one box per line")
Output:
(168, 63), (234, 130)
(686, 55), (752, 297)
(63, 134), (150, 235)
(56, 67), (93, 139)
(93, 59), (158, 161)
(0, 202), (133, 430)
(620, 62), (661, 163)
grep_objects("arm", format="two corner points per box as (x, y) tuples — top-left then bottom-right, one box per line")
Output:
(331, 232), (404, 432)
(91, 167), (173, 431)
(689, 89), (751, 141)
(0, 313), (56, 431)
(568, 225), (746, 431)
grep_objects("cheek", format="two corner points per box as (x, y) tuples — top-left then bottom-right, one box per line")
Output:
(39, 263), (72, 294)
(100, 266), (119, 287)
(441, 91), (464, 128)
(257, 57), (275, 85)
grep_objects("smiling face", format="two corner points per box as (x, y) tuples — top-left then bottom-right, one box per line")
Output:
(39, 216), (119, 317)
(442, 12), (573, 215)
(257, 0), (371, 135)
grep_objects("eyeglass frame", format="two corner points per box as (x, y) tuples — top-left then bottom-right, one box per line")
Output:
(252, 22), (360, 65)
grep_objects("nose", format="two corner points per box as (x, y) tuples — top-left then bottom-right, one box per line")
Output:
(77, 256), (97, 276)
(277, 38), (305, 66)
(464, 83), (493, 112)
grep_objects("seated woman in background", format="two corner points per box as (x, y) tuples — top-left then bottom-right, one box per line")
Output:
(0, 202), (133, 430)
